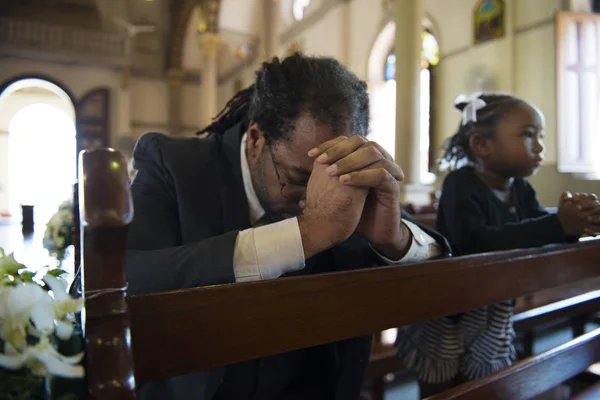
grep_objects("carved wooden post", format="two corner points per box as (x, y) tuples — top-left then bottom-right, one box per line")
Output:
(79, 149), (136, 399)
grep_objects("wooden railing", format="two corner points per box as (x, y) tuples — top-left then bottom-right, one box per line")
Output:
(0, 17), (130, 66)
(78, 148), (600, 399)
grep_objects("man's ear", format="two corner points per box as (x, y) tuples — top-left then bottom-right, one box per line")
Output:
(469, 131), (494, 159)
(246, 121), (266, 164)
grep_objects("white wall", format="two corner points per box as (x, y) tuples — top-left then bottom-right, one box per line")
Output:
(348, 0), (385, 80)
(130, 77), (169, 137)
(282, 4), (345, 60)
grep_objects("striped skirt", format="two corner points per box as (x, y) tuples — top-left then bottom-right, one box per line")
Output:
(396, 300), (517, 384)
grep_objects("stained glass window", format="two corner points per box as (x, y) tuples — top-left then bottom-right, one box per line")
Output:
(421, 31), (440, 68)
(384, 52), (396, 82)
(293, 0), (311, 21)
(384, 31), (439, 81)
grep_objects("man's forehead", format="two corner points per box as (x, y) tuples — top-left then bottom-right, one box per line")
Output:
(287, 115), (353, 150)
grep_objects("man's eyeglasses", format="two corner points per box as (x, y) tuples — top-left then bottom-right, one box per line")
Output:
(268, 147), (307, 199)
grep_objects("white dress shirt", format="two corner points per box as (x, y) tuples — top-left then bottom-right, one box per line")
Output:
(233, 134), (442, 283)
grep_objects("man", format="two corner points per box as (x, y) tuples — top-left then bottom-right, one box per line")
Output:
(127, 53), (450, 399)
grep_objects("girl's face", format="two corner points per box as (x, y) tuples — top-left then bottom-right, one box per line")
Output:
(484, 103), (546, 178)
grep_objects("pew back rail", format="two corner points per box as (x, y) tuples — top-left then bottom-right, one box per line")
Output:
(128, 241), (600, 383)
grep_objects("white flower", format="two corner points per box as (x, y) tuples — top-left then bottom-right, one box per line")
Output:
(0, 284), (55, 349)
(43, 274), (83, 339)
(0, 251), (25, 276)
(0, 245), (85, 380)
(0, 336), (84, 378)
(43, 202), (74, 253)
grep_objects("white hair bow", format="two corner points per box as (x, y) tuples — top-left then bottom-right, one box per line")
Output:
(455, 93), (486, 126)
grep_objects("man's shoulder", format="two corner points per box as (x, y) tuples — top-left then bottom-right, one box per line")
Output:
(132, 132), (225, 172)
(134, 132), (219, 160)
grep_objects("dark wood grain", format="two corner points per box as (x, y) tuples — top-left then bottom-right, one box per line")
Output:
(428, 328), (600, 400)
(79, 149), (136, 399)
(128, 239), (600, 383)
(516, 275), (600, 313)
(512, 290), (600, 332)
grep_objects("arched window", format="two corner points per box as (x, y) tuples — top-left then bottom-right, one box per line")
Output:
(384, 52), (396, 82)
(421, 31), (440, 68)
(379, 30), (440, 184)
(293, 0), (311, 21)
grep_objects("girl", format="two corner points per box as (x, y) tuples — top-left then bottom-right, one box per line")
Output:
(397, 93), (600, 397)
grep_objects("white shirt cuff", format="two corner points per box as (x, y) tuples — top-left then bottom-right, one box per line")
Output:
(233, 217), (305, 282)
(371, 219), (442, 264)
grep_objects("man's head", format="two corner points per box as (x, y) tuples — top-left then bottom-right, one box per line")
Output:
(199, 53), (370, 220)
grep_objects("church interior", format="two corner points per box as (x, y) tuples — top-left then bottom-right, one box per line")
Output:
(3, 0), (600, 399)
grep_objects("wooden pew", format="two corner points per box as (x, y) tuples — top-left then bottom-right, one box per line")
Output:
(78, 148), (600, 399)
(428, 328), (600, 399)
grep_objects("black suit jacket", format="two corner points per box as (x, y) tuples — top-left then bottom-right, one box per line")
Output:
(127, 122), (450, 399)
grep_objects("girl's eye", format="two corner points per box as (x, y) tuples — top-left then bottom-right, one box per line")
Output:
(523, 131), (534, 138)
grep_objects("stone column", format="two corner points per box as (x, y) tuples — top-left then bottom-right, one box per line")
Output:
(340, 0), (351, 66)
(198, 32), (222, 130)
(265, 0), (281, 60)
(394, 0), (426, 203)
(167, 68), (184, 135)
(116, 68), (131, 137)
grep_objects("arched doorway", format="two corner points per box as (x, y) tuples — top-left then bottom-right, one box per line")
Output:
(368, 22), (440, 185)
(8, 103), (76, 223)
(0, 78), (76, 229)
